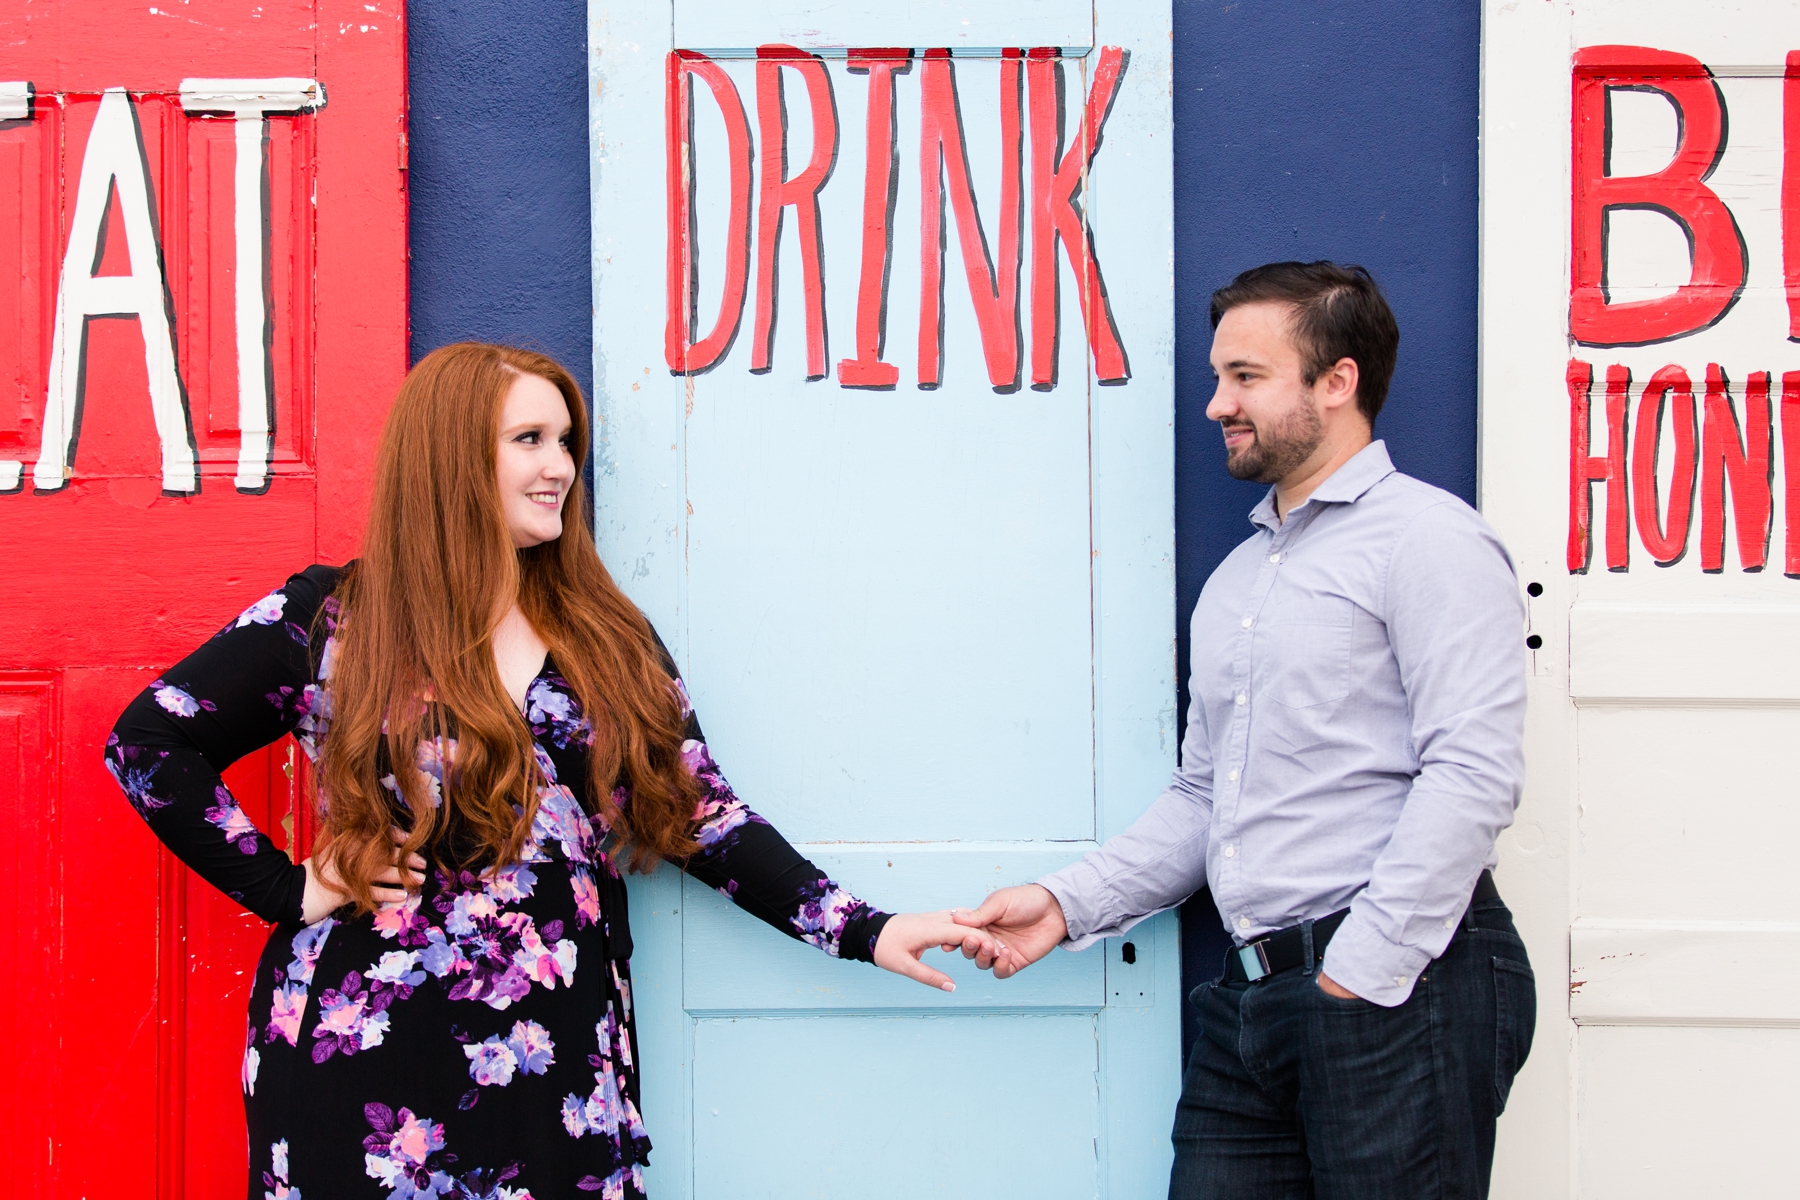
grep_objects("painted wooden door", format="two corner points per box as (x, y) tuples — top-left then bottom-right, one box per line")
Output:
(0, 4), (406, 1195)
(591, 2), (1177, 1196)
(1483, 4), (1800, 1196)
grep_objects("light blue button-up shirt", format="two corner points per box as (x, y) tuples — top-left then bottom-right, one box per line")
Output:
(1040, 441), (1526, 1006)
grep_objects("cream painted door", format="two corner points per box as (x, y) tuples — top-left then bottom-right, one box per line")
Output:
(1484, 3), (1800, 1197)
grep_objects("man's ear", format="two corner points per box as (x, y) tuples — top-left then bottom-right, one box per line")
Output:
(1317, 356), (1361, 416)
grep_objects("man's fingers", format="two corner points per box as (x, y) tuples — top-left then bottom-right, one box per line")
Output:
(951, 897), (1006, 928)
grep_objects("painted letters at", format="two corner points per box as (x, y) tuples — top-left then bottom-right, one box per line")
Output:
(0, 80), (320, 497)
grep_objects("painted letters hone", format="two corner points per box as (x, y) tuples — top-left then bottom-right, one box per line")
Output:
(665, 45), (1129, 391)
(1565, 45), (1800, 578)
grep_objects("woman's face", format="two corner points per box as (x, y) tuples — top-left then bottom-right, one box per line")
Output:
(495, 372), (576, 549)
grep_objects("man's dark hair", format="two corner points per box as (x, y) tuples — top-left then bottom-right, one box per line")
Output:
(1209, 261), (1400, 425)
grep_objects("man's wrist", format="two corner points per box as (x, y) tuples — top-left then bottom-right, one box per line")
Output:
(1032, 878), (1077, 945)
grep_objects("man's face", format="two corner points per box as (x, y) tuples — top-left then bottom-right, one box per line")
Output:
(1205, 301), (1327, 485)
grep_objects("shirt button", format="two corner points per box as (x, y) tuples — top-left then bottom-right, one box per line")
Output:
(1395, 976), (1409, 987)
(1241, 617), (1253, 629)
(1227, 769), (1239, 782)
(1237, 915), (1252, 930)
(1443, 918), (1455, 930)
(1235, 693), (1247, 706)
(1223, 845), (1236, 858)
(1268, 552), (1281, 564)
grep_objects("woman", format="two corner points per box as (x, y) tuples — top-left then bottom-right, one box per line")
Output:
(107, 343), (993, 1199)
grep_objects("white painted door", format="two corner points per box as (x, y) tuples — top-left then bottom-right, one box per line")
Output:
(1483, 4), (1800, 1196)
(590, 3), (1177, 1197)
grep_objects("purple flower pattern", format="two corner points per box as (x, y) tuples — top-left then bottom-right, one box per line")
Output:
(104, 734), (169, 816)
(206, 785), (262, 854)
(263, 1138), (300, 1199)
(107, 567), (893, 1197)
(361, 1104), (535, 1200)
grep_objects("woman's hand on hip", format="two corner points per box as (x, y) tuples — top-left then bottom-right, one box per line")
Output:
(299, 827), (426, 924)
(873, 911), (1002, 992)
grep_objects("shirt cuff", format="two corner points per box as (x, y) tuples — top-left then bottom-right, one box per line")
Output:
(1037, 862), (1110, 951)
(838, 907), (892, 965)
(1320, 910), (1433, 1007)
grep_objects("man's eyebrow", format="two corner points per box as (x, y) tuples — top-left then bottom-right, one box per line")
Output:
(1221, 358), (1265, 371)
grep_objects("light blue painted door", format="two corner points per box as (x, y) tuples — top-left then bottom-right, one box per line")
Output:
(589, 3), (1176, 1195)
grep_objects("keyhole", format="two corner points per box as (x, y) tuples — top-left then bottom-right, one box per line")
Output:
(1527, 581), (1543, 597)
(1121, 941), (1137, 964)
(1526, 634), (1543, 650)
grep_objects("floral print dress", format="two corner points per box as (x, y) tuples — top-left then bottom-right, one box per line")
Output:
(108, 565), (893, 1200)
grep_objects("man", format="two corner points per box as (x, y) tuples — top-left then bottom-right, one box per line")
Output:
(956, 261), (1535, 1199)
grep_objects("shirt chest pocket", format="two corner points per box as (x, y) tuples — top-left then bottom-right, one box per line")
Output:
(1257, 594), (1354, 709)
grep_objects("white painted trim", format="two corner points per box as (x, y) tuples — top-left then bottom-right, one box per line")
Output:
(1569, 603), (1800, 703)
(1571, 919), (1800, 1028)
(177, 78), (325, 113)
(0, 81), (33, 121)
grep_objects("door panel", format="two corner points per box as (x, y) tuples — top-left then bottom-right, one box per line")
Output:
(0, 5), (407, 1195)
(693, 1014), (1103, 1199)
(1481, 4), (1800, 1195)
(594, 2), (1176, 1196)
(0, 673), (57, 1192)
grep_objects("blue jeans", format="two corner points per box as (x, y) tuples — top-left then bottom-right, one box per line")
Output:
(1169, 897), (1536, 1200)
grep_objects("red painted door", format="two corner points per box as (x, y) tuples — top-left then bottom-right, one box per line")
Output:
(0, 4), (406, 1195)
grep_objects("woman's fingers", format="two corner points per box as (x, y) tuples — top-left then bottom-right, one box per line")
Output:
(389, 827), (427, 876)
(371, 863), (421, 893)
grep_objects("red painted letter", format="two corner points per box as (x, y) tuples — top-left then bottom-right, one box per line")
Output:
(1027, 46), (1129, 388)
(1629, 365), (1697, 565)
(751, 45), (837, 380)
(1570, 46), (1746, 347)
(1568, 359), (1630, 572)
(1782, 373), (1800, 575)
(665, 52), (753, 375)
(837, 50), (912, 389)
(917, 48), (1022, 391)
(1698, 365), (1772, 572)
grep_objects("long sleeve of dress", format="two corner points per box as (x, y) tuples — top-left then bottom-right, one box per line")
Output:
(105, 565), (341, 925)
(650, 644), (893, 964)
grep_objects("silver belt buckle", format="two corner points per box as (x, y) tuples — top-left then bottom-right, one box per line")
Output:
(1238, 940), (1271, 982)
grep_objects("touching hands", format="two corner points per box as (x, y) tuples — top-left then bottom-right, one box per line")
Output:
(873, 911), (1005, 992)
(300, 827), (427, 924)
(950, 884), (1068, 979)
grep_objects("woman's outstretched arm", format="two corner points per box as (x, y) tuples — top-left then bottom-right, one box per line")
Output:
(655, 651), (992, 989)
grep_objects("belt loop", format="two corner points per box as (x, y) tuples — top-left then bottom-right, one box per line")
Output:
(1300, 917), (1316, 975)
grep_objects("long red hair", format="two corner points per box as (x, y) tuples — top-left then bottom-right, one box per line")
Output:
(316, 342), (699, 912)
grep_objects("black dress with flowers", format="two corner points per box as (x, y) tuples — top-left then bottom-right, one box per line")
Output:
(107, 564), (892, 1200)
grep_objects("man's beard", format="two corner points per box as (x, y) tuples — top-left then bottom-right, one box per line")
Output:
(1222, 399), (1325, 484)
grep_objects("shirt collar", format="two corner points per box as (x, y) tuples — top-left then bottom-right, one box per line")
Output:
(1248, 440), (1395, 532)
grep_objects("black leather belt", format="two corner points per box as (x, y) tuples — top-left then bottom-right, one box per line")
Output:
(1223, 869), (1499, 984)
